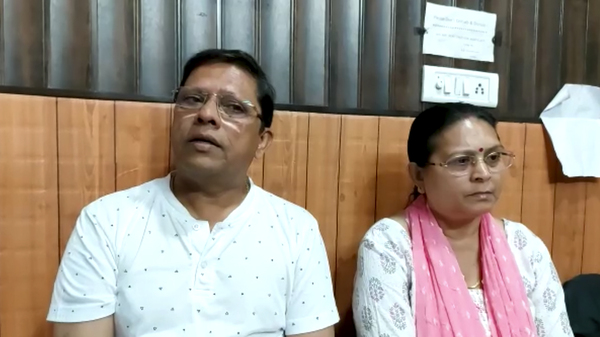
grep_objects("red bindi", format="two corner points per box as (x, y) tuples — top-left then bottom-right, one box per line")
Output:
(478, 148), (484, 152)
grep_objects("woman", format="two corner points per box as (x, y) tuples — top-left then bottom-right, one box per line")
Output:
(352, 104), (573, 337)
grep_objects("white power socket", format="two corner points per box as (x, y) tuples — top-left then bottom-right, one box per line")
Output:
(421, 65), (499, 108)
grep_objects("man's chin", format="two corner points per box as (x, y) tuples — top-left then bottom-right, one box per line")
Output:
(178, 156), (226, 174)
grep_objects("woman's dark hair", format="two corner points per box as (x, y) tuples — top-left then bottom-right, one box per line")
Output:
(406, 103), (498, 203)
(178, 49), (275, 129)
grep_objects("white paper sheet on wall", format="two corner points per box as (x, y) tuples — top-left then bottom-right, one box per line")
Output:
(422, 2), (497, 62)
(540, 84), (600, 178)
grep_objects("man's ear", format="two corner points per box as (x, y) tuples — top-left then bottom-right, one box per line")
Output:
(255, 128), (273, 159)
(408, 162), (425, 193)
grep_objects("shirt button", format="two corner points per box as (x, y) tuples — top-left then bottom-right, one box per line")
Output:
(193, 224), (200, 231)
(201, 261), (208, 268)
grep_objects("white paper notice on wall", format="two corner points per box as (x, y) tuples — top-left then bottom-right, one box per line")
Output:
(540, 84), (600, 178)
(422, 2), (497, 62)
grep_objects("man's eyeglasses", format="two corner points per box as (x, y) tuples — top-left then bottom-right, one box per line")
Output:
(172, 87), (262, 122)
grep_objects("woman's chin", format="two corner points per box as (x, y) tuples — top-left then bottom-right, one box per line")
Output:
(465, 202), (496, 217)
(454, 197), (496, 216)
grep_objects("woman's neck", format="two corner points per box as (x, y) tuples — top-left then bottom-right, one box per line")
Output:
(430, 208), (481, 241)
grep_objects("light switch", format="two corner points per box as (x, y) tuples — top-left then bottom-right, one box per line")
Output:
(455, 78), (463, 95)
(421, 65), (499, 108)
(435, 78), (443, 90)
(443, 77), (454, 94)
(463, 78), (471, 96)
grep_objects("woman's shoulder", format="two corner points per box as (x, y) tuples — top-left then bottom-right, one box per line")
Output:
(387, 212), (409, 231)
(501, 218), (552, 264)
(501, 219), (560, 286)
(361, 213), (412, 249)
(502, 219), (546, 246)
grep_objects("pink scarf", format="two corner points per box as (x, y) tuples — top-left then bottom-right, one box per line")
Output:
(406, 196), (536, 336)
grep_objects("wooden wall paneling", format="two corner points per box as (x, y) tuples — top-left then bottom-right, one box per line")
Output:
(138, 0), (178, 97)
(360, 0), (393, 110)
(292, 0), (328, 106)
(93, 0), (136, 93)
(114, 101), (172, 190)
(375, 117), (413, 220)
(390, 0), (423, 112)
(552, 176), (586, 282)
(221, 0), (257, 55)
(0, 3), (3, 84)
(580, 0), (600, 274)
(560, 0), (588, 84)
(179, 0), (218, 66)
(305, 113), (342, 279)
(259, 0), (292, 104)
(0, 94), (58, 337)
(534, 0), (563, 114)
(506, 0), (539, 119)
(586, 1), (600, 86)
(4, 96), (600, 335)
(1, 0), (45, 87)
(551, 0), (589, 282)
(1, 0), (599, 121)
(520, 124), (557, 249)
(492, 122), (526, 222)
(335, 116), (379, 335)
(57, 98), (116, 255)
(582, 179), (600, 274)
(262, 111), (309, 207)
(484, 0), (514, 116)
(47, 0), (93, 90)
(328, 0), (361, 108)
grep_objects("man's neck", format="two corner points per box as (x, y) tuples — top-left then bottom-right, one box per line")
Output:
(171, 171), (250, 227)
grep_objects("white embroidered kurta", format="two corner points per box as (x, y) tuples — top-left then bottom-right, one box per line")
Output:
(353, 218), (574, 337)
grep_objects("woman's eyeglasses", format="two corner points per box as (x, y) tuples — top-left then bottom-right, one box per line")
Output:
(426, 151), (515, 176)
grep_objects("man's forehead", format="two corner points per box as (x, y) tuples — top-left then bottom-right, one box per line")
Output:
(185, 64), (257, 96)
(186, 63), (252, 83)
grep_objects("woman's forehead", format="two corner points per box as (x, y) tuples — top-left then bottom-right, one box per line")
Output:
(434, 118), (501, 154)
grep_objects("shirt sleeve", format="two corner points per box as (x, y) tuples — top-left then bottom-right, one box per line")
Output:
(47, 204), (118, 323)
(285, 213), (340, 335)
(529, 236), (574, 337)
(353, 220), (415, 337)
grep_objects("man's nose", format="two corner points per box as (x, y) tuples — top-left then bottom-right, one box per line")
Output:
(194, 95), (221, 126)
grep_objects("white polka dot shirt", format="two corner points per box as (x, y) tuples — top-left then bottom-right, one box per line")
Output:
(47, 174), (339, 336)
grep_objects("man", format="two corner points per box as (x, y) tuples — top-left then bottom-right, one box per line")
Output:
(48, 49), (339, 336)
